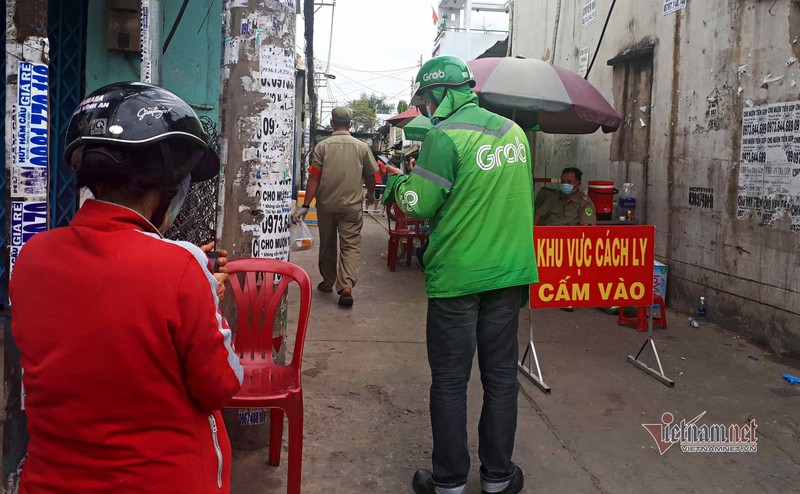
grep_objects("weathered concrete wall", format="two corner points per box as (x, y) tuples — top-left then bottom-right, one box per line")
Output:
(434, 30), (507, 59)
(4, 1), (49, 488)
(512, 0), (800, 356)
(84, 0), (223, 121)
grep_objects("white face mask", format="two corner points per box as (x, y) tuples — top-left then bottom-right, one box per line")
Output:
(158, 175), (191, 234)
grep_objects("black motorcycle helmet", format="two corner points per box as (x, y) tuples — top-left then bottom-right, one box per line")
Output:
(65, 82), (219, 231)
(64, 82), (219, 183)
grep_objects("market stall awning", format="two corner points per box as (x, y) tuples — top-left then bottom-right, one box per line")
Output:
(402, 114), (432, 142)
(386, 107), (420, 128)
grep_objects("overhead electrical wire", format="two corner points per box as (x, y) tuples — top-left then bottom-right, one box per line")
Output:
(197, 0), (218, 33)
(584, 0), (617, 80)
(329, 69), (417, 82)
(344, 71), (416, 82)
(388, 85), (413, 100)
(317, 59), (419, 75)
(318, 56), (418, 104)
(332, 71), (412, 85)
(163, 0), (190, 54)
(326, 68), (404, 100)
(328, 79), (355, 100)
(327, 61), (419, 74)
(316, 69), (416, 84)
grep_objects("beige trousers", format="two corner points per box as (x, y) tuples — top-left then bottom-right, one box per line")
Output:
(317, 209), (363, 292)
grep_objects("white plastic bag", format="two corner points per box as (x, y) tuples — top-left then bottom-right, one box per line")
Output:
(290, 220), (315, 251)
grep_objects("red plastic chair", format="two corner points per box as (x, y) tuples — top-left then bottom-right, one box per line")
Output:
(617, 295), (667, 332)
(224, 258), (312, 494)
(386, 203), (428, 271)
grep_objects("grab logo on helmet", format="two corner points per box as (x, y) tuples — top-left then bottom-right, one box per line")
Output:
(476, 137), (528, 171)
(422, 70), (447, 82)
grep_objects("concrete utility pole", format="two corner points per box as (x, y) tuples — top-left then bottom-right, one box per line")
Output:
(218, 0), (297, 448)
(140, 0), (162, 84)
(218, 0), (296, 262)
(4, 0), (50, 490)
(305, 0), (317, 148)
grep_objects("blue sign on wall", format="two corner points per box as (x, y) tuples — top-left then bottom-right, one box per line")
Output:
(11, 62), (49, 198)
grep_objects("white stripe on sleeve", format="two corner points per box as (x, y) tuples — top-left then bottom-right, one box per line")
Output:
(138, 232), (244, 385)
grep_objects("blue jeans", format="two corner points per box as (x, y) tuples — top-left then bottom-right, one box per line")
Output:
(426, 286), (522, 492)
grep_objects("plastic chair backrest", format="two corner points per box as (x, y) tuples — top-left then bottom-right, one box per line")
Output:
(387, 203), (411, 232)
(225, 258), (312, 376)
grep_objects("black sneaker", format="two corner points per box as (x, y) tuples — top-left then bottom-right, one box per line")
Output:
(482, 465), (524, 494)
(412, 469), (435, 494)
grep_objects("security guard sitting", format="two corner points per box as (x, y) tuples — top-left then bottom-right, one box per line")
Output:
(535, 166), (597, 226)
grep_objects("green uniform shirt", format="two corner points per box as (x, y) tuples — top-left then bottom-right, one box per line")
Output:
(538, 191), (597, 226)
(386, 103), (539, 298)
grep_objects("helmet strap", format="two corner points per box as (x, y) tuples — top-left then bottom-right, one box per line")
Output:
(151, 142), (203, 234)
(82, 146), (131, 166)
(70, 145), (84, 172)
(150, 192), (174, 233)
(150, 141), (178, 230)
(155, 174), (191, 234)
(159, 141), (174, 182)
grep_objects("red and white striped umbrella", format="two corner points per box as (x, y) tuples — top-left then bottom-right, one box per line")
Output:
(468, 57), (622, 134)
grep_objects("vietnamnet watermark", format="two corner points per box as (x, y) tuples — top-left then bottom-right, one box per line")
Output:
(642, 411), (758, 454)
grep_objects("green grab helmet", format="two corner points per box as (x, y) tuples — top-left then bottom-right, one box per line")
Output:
(410, 55), (476, 106)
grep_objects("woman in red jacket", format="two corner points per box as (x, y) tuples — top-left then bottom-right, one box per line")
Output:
(10, 83), (244, 493)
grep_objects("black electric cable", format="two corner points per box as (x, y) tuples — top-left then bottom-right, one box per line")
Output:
(584, 0), (617, 80)
(197, 0), (217, 33)
(163, 0), (191, 54)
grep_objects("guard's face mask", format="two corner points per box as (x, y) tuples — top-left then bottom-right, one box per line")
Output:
(157, 175), (191, 234)
(559, 183), (575, 196)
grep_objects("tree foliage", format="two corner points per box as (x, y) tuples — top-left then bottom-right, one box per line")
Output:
(348, 99), (377, 133)
(360, 93), (392, 113)
(397, 100), (409, 114)
(347, 93), (395, 132)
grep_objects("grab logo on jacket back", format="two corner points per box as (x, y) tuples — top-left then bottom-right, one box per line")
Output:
(476, 137), (528, 171)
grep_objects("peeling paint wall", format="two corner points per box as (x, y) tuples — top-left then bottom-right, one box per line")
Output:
(218, 0), (296, 261)
(512, 0), (800, 356)
(4, 0), (49, 487)
(84, 0), (223, 122)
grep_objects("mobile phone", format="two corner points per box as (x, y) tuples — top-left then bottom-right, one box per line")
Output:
(206, 251), (221, 273)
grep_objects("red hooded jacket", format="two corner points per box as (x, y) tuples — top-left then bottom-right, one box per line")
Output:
(10, 200), (244, 493)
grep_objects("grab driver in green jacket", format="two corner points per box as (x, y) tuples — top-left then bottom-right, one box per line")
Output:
(384, 56), (538, 494)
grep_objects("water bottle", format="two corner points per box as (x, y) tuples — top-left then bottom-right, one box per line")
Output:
(618, 183), (636, 222)
(690, 297), (707, 328)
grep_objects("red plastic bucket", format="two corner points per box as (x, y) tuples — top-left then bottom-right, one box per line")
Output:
(588, 181), (617, 221)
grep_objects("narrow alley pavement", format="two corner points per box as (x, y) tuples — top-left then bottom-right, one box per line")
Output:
(231, 214), (800, 494)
